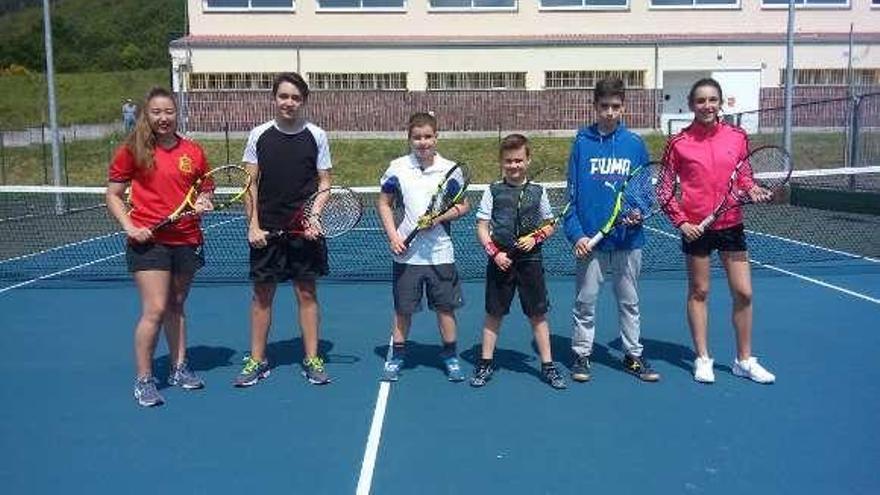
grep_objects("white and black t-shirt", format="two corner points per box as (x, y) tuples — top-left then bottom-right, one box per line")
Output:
(380, 153), (457, 266)
(242, 119), (332, 230)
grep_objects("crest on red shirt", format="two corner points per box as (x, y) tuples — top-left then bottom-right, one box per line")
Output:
(178, 155), (193, 174)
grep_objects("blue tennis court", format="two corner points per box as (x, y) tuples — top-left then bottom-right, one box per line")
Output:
(1, 172), (879, 494)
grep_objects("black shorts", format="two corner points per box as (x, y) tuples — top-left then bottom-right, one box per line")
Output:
(126, 243), (204, 274)
(250, 236), (329, 283)
(485, 259), (549, 318)
(682, 224), (748, 256)
(392, 262), (463, 315)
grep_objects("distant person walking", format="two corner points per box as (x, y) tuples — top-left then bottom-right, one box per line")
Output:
(122, 98), (137, 133)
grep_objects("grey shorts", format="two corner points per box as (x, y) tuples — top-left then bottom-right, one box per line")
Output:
(392, 262), (464, 315)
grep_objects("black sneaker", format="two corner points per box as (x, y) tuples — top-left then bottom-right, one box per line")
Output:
(623, 354), (661, 382)
(570, 354), (591, 382)
(470, 361), (494, 387)
(541, 363), (567, 390)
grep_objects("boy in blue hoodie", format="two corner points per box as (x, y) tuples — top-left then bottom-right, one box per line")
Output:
(563, 77), (661, 383)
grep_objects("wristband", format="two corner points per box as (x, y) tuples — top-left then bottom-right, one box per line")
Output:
(532, 225), (551, 244)
(485, 241), (501, 258)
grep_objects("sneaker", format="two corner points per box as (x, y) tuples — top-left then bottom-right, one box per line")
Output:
(623, 354), (661, 382)
(541, 363), (567, 390)
(693, 356), (715, 384)
(234, 356), (270, 388)
(570, 354), (591, 382)
(732, 356), (776, 384)
(443, 355), (465, 382)
(470, 361), (495, 387)
(133, 376), (164, 407)
(381, 357), (404, 382)
(302, 356), (331, 385)
(168, 361), (204, 389)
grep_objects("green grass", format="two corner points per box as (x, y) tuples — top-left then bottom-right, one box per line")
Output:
(0, 134), (676, 187)
(0, 68), (168, 128)
(0, 132), (858, 187)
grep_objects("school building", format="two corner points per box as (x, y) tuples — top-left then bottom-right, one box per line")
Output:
(169, 0), (880, 133)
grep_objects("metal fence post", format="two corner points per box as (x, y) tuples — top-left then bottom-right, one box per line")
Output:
(225, 121), (230, 165)
(848, 95), (862, 190)
(0, 131), (5, 185)
(41, 123), (48, 184)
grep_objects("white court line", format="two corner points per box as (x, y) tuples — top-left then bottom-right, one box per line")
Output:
(0, 252), (125, 294)
(0, 216), (245, 296)
(0, 231), (123, 265)
(645, 225), (880, 306)
(753, 261), (880, 304)
(745, 228), (880, 264)
(356, 337), (394, 495)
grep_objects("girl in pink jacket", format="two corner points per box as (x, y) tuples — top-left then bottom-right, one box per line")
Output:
(661, 78), (775, 385)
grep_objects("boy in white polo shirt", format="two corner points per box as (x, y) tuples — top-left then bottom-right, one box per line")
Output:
(376, 112), (470, 382)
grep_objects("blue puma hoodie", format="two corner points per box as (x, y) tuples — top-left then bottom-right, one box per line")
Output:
(563, 122), (650, 251)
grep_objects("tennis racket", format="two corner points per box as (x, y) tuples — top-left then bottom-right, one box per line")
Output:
(402, 162), (470, 247)
(509, 166), (564, 249)
(697, 145), (792, 230)
(265, 186), (363, 240)
(585, 160), (671, 250)
(149, 164), (251, 232)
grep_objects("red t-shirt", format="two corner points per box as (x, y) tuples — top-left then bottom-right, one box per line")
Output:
(108, 136), (210, 245)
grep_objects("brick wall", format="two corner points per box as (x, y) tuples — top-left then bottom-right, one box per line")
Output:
(185, 87), (878, 133)
(186, 89), (661, 132)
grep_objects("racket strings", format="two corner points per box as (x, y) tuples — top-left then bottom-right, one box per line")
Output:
(748, 148), (793, 191)
(304, 188), (362, 238)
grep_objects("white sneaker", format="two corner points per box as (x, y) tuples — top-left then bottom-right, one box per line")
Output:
(732, 357), (776, 384)
(693, 356), (715, 383)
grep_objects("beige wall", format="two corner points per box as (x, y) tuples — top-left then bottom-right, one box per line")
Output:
(189, 0), (878, 37)
(180, 42), (880, 90)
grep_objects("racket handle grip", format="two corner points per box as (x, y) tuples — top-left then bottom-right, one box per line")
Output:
(402, 228), (419, 247)
(586, 231), (605, 249)
(697, 215), (714, 230)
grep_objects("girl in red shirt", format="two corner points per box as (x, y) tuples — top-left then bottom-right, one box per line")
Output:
(662, 78), (776, 385)
(106, 87), (211, 407)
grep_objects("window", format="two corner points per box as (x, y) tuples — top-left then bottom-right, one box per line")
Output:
(308, 73), (408, 90)
(189, 73), (276, 91)
(545, 70), (645, 89)
(540, 0), (627, 9)
(317, 0), (405, 9)
(203, 0), (295, 11)
(428, 0), (516, 10)
(426, 72), (526, 90)
(650, 0), (737, 7)
(780, 69), (880, 87)
(762, 0), (848, 7)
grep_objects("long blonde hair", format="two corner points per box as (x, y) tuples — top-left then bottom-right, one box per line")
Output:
(124, 87), (177, 170)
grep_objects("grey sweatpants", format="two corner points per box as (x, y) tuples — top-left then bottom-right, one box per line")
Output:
(571, 249), (644, 358)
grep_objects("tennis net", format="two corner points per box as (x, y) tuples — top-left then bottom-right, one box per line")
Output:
(1, 166), (878, 287)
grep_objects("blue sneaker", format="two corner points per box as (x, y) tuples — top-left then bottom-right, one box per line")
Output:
(133, 376), (164, 407)
(168, 361), (204, 389)
(382, 357), (404, 382)
(234, 356), (270, 388)
(443, 355), (465, 382)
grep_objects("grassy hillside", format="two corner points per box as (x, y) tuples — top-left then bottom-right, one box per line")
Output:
(0, 0), (183, 72)
(0, 68), (168, 128)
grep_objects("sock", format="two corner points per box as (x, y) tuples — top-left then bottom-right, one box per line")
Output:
(541, 361), (555, 370)
(391, 341), (406, 361)
(440, 341), (457, 358)
(478, 358), (494, 368)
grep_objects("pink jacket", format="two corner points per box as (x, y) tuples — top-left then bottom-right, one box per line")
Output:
(661, 121), (754, 230)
